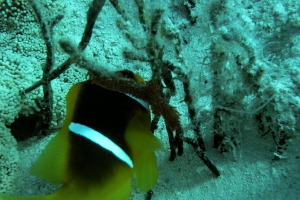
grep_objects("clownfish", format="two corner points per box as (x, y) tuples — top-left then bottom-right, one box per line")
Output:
(1, 70), (162, 200)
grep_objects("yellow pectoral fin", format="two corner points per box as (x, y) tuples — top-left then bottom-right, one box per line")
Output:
(30, 128), (70, 184)
(134, 151), (159, 192)
(125, 113), (162, 152)
(126, 128), (162, 152)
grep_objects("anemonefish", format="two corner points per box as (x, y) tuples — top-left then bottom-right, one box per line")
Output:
(1, 70), (162, 200)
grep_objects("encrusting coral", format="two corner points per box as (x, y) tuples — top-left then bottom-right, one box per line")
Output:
(0, 122), (19, 194)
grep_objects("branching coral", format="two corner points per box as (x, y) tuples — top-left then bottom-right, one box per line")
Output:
(108, 0), (220, 176)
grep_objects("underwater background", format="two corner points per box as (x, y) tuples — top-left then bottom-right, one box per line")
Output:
(0, 0), (300, 199)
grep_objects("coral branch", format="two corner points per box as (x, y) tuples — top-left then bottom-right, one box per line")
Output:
(88, 72), (180, 131)
(78, 0), (106, 50)
(183, 137), (220, 177)
(27, 0), (55, 136)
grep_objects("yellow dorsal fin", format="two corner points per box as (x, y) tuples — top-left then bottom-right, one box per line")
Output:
(30, 82), (84, 184)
